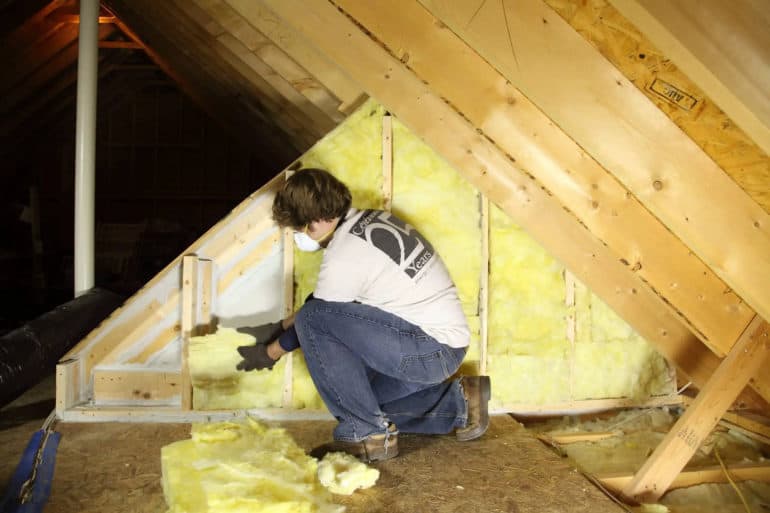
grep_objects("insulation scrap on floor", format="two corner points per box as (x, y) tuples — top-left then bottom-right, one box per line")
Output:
(162, 418), (378, 513)
(317, 452), (380, 495)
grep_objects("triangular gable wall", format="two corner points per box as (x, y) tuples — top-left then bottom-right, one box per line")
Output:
(58, 98), (678, 421)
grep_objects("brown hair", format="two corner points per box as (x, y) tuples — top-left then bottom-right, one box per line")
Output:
(272, 168), (352, 229)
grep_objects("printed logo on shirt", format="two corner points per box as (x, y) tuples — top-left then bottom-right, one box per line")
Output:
(350, 210), (434, 278)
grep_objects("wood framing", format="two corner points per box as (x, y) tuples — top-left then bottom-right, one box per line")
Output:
(622, 317), (770, 503)
(223, 0), (363, 109)
(381, 113), (393, 211)
(334, 0), (754, 358)
(254, 0), (764, 407)
(598, 462), (770, 496)
(609, 0), (770, 156)
(538, 431), (619, 445)
(55, 359), (80, 416)
(93, 370), (181, 402)
(416, 0), (770, 327)
(479, 196), (489, 376)
(181, 255), (198, 410)
(498, 394), (684, 416)
(281, 170), (295, 409)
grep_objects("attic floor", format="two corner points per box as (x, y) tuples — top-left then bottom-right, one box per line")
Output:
(6, 378), (768, 512)
(0, 377), (624, 513)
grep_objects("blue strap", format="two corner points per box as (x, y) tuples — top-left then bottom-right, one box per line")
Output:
(0, 430), (61, 513)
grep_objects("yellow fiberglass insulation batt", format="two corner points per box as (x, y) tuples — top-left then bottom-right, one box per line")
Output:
(161, 419), (378, 513)
(487, 205), (673, 408)
(189, 327), (285, 410)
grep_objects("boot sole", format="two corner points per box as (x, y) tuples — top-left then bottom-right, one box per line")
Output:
(456, 375), (491, 442)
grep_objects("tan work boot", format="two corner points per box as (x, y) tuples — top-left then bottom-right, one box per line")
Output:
(456, 376), (491, 441)
(310, 424), (398, 462)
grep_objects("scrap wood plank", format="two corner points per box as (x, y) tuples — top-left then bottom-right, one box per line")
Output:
(538, 431), (620, 445)
(598, 462), (770, 495)
(258, 0), (760, 410)
(417, 0), (770, 329)
(622, 316), (770, 503)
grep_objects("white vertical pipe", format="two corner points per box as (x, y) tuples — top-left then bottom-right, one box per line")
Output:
(74, 0), (99, 296)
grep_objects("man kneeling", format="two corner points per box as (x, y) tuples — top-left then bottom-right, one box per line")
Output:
(236, 168), (491, 462)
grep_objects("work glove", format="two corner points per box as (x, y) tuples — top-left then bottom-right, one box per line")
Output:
(235, 321), (283, 372)
(236, 342), (277, 371)
(236, 321), (283, 344)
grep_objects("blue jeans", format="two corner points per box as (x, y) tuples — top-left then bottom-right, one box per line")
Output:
(294, 299), (468, 442)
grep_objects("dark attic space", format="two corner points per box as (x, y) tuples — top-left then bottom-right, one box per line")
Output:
(0, 0), (300, 335)
(2, 0), (770, 512)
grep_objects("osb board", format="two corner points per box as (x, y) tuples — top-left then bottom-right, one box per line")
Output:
(544, 0), (770, 213)
(0, 417), (623, 513)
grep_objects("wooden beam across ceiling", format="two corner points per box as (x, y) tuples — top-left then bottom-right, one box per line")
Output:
(334, 0), (755, 359)
(102, 0), (299, 167)
(222, 0), (364, 113)
(192, 0), (346, 123)
(417, 0), (770, 328)
(250, 0), (770, 408)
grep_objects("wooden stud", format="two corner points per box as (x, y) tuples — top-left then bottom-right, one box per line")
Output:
(56, 359), (81, 416)
(382, 113), (393, 211)
(199, 258), (214, 335)
(599, 462), (770, 496)
(565, 270), (577, 400)
(181, 255), (199, 410)
(93, 370), (181, 403)
(282, 170), (296, 409)
(479, 196), (490, 376)
(622, 316), (770, 503)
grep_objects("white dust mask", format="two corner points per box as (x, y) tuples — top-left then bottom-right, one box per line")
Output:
(293, 231), (322, 252)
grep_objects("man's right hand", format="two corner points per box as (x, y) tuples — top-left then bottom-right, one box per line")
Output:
(236, 342), (277, 371)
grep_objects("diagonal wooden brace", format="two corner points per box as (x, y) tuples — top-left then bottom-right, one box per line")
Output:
(622, 315), (770, 503)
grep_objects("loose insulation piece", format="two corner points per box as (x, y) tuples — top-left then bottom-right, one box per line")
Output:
(161, 419), (344, 513)
(317, 452), (380, 495)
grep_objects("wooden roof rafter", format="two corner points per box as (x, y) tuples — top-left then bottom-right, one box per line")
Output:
(101, 0), (300, 167)
(251, 0), (770, 409)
